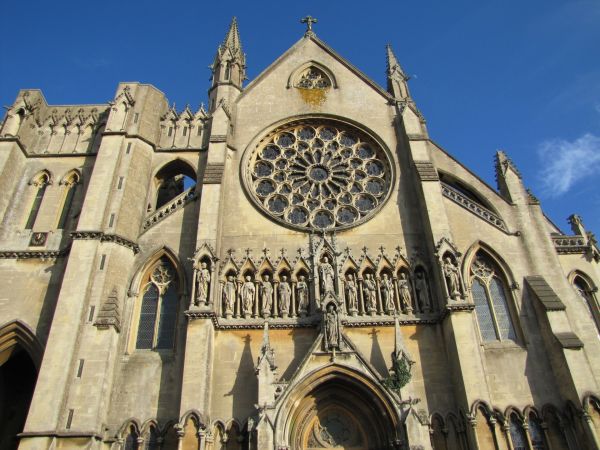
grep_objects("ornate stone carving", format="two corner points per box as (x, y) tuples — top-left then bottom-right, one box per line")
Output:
(29, 232), (48, 247)
(442, 257), (463, 300)
(381, 273), (395, 313)
(441, 183), (509, 233)
(323, 303), (342, 352)
(260, 275), (274, 318)
(296, 276), (309, 317)
(223, 275), (237, 318)
(243, 120), (393, 231)
(414, 271), (431, 313)
(363, 273), (377, 315)
(278, 276), (291, 318)
(71, 231), (140, 254)
(319, 256), (335, 294)
(194, 261), (211, 306)
(241, 276), (256, 318)
(398, 273), (413, 313)
(345, 274), (358, 316)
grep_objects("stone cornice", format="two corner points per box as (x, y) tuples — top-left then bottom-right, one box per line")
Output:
(441, 183), (511, 234)
(185, 310), (439, 328)
(70, 231), (140, 254)
(0, 248), (68, 260)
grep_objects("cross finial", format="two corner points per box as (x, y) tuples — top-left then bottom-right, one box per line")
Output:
(301, 16), (317, 36)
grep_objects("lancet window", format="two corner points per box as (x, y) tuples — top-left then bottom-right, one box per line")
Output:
(509, 413), (528, 450)
(528, 413), (547, 450)
(26, 172), (50, 229)
(135, 257), (179, 350)
(571, 274), (600, 333)
(469, 252), (516, 342)
(57, 171), (80, 229)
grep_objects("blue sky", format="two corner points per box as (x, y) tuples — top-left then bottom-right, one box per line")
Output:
(1, 0), (599, 234)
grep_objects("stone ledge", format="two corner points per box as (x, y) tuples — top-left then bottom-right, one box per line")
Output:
(555, 332), (584, 349)
(71, 231), (140, 254)
(525, 276), (566, 311)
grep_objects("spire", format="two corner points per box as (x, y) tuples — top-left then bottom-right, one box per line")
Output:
(386, 44), (410, 99)
(222, 17), (242, 53)
(210, 17), (246, 92)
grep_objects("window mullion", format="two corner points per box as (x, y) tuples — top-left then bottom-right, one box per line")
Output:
(485, 281), (502, 340)
(152, 284), (163, 349)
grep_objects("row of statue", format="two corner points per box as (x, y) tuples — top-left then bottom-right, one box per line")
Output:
(220, 274), (309, 319)
(191, 252), (465, 319)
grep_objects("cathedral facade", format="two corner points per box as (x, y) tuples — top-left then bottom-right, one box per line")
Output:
(0, 17), (599, 450)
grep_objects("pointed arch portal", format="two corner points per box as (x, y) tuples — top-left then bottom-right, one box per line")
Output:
(0, 321), (41, 450)
(277, 366), (403, 450)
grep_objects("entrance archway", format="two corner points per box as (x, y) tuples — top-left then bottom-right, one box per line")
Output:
(0, 322), (41, 450)
(278, 365), (403, 450)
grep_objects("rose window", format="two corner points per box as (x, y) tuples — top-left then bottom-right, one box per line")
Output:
(244, 120), (392, 231)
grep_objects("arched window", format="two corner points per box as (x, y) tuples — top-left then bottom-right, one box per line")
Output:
(124, 425), (139, 450)
(57, 171), (80, 229)
(152, 160), (196, 211)
(571, 274), (600, 333)
(470, 252), (516, 342)
(135, 257), (179, 350)
(26, 172), (50, 229)
(528, 413), (547, 450)
(509, 413), (528, 450)
(143, 426), (160, 450)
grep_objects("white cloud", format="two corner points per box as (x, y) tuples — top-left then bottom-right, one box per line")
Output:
(538, 133), (600, 197)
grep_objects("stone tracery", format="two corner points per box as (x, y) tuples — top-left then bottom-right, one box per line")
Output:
(245, 120), (392, 231)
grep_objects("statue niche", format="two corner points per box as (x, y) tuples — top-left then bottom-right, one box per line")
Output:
(323, 303), (342, 352)
(192, 259), (211, 307)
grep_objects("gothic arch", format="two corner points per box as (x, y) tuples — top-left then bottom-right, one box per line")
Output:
(438, 170), (499, 214)
(129, 246), (187, 297)
(28, 169), (52, 186)
(0, 320), (43, 369)
(275, 364), (403, 449)
(150, 159), (197, 211)
(461, 241), (517, 287)
(287, 61), (338, 89)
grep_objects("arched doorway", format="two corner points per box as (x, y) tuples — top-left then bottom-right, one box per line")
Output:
(279, 366), (403, 450)
(0, 322), (41, 450)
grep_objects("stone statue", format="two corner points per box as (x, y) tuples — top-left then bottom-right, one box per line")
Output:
(398, 273), (412, 312)
(194, 261), (210, 306)
(241, 276), (255, 318)
(324, 304), (341, 351)
(443, 257), (461, 299)
(345, 274), (358, 315)
(278, 276), (292, 318)
(297, 275), (309, 316)
(415, 271), (431, 313)
(363, 273), (377, 314)
(319, 257), (335, 294)
(381, 273), (395, 313)
(260, 275), (273, 317)
(223, 275), (236, 318)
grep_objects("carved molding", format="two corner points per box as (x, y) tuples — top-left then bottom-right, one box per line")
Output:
(552, 234), (599, 261)
(0, 249), (68, 260)
(413, 161), (439, 181)
(70, 231), (140, 254)
(142, 188), (197, 232)
(203, 163), (225, 184)
(441, 183), (510, 233)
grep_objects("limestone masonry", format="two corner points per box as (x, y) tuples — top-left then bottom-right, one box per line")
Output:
(0, 17), (599, 450)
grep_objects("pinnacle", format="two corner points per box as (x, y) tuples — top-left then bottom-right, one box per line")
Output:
(222, 17), (242, 52)
(386, 44), (407, 80)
